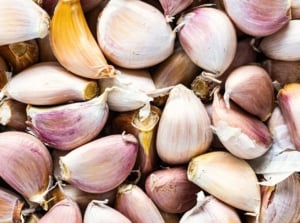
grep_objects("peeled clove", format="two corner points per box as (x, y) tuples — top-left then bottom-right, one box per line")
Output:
(26, 89), (110, 151)
(224, 65), (274, 121)
(0, 131), (53, 207)
(212, 89), (272, 159)
(145, 166), (200, 214)
(97, 0), (175, 69)
(187, 151), (261, 215)
(59, 133), (138, 193)
(115, 184), (165, 223)
(83, 200), (132, 223)
(156, 84), (213, 164)
(1, 62), (99, 105)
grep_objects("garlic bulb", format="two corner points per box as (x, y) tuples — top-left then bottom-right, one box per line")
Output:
(84, 200), (131, 223)
(0, 131), (53, 207)
(26, 90), (110, 151)
(277, 83), (300, 151)
(39, 198), (82, 223)
(97, 0), (175, 69)
(187, 151), (261, 215)
(115, 184), (165, 223)
(159, 0), (193, 22)
(212, 89), (272, 159)
(156, 84), (213, 165)
(176, 7), (237, 76)
(179, 191), (241, 223)
(59, 134), (138, 193)
(259, 20), (300, 61)
(223, 0), (291, 37)
(224, 65), (274, 121)
(50, 0), (115, 79)
(0, 0), (50, 46)
(1, 62), (99, 105)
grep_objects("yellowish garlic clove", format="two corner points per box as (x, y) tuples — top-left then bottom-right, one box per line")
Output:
(26, 90), (110, 151)
(257, 173), (300, 223)
(39, 198), (82, 223)
(115, 184), (165, 223)
(179, 191), (241, 223)
(145, 166), (200, 214)
(50, 0), (115, 79)
(84, 200), (132, 223)
(176, 7), (237, 77)
(292, 0), (300, 18)
(1, 62), (99, 105)
(0, 131), (53, 207)
(224, 65), (274, 121)
(0, 40), (39, 74)
(0, 0), (50, 46)
(59, 133), (138, 193)
(97, 0), (175, 69)
(187, 151), (261, 215)
(277, 83), (300, 151)
(152, 46), (200, 89)
(259, 20), (300, 61)
(212, 89), (272, 159)
(0, 187), (25, 223)
(223, 0), (291, 37)
(0, 99), (27, 131)
(156, 84), (213, 165)
(158, 0), (193, 22)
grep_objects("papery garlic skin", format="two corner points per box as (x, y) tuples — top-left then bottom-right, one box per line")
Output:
(97, 0), (175, 69)
(260, 20), (300, 61)
(26, 92), (109, 151)
(223, 0), (290, 37)
(0, 131), (52, 206)
(0, 0), (50, 46)
(159, 0), (193, 22)
(156, 84), (213, 165)
(177, 7), (236, 76)
(59, 134), (138, 193)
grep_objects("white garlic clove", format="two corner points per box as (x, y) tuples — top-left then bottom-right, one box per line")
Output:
(212, 89), (272, 160)
(26, 90), (110, 151)
(59, 134), (138, 193)
(97, 0), (175, 69)
(156, 84), (213, 165)
(176, 7), (237, 76)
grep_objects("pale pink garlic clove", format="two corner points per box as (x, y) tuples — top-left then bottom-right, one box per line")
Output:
(59, 134), (138, 193)
(158, 0), (193, 22)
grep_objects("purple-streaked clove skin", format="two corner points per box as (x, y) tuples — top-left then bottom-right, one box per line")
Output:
(59, 134), (139, 193)
(158, 0), (193, 22)
(0, 131), (53, 207)
(145, 166), (200, 214)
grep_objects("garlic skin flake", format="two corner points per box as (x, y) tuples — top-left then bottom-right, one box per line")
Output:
(156, 84), (213, 165)
(97, 0), (175, 69)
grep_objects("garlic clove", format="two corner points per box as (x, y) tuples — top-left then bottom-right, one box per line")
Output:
(187, 151), (261, 215)
(156, 84), (213, 165)
(179, 191), (241, 223)
(212, 89), (272, 159)
(1, 62), (99, 105)
(0, 0), (50, 46)
(84, 200), (132, 223)
(0, 131), (53, 207)
(223, 0), (291, 37)
(158, 0), (193, 22)
(259, 20), (300, 61)
(145, 166), (200, 214)
(176, 7), (237, 76)
(59, 133), (138, 193)
(39, 198), (82, 223)
(50, 0), (115, 79)
(224, 65), (274, 121)
(277, 83), (300, 151)
(26, 90), (110, 151)
(0, 187), (25, 223)
(97, 0), (175, 69)
(115, 184), (165, 223)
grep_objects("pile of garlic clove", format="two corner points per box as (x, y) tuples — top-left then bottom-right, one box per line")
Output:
(0, 0), (300, 222)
